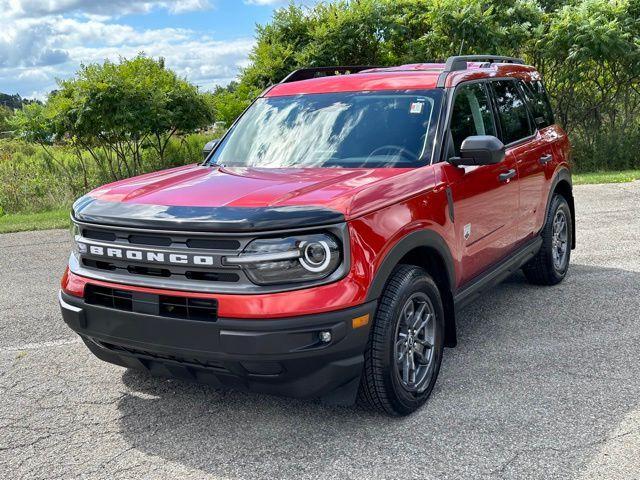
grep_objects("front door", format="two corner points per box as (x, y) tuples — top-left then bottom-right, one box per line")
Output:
(441, 81), (520, 285)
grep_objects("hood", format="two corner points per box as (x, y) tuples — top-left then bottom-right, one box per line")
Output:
(74, 164), (427, 232)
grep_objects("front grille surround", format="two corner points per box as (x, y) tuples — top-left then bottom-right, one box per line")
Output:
(69, 221), (350, 294)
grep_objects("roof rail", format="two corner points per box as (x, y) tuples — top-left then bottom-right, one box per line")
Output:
(280, 66), (380, 84)
(436, 55), (525, 88)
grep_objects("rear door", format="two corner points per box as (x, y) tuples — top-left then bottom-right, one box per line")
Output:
(516, 80), (560, 240)
(441, 81), (520, 285)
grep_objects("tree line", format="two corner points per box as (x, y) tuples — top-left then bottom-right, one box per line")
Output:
(217, 0), (640, 172)
(2, 0), (639, 215)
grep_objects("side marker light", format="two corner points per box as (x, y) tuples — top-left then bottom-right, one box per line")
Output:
(352, 314), (370, 329)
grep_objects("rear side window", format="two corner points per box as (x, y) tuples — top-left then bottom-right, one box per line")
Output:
(449, 83), (496, 156)
(520, 80), (555, 128)
(491, 80), (533, 145)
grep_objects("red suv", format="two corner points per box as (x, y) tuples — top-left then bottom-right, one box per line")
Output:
(59, 55), (574, 416)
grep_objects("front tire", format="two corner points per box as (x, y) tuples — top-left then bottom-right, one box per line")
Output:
(523, 193), (572, 285)
(358, 265), (445, 416)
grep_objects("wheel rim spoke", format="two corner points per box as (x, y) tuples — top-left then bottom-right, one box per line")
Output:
(394, 293), (436, 392)
(411, 302), (427, 330)
(552, 209), (569, 269)
(416, 337), (433, 349)
(408, 352), (416, 383)
(402, 354), (410, 383)
(415, 313), (432, 336)
(403, 303), (414, 327)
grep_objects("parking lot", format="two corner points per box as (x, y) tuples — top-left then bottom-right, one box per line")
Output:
(1, 182), (639, 480)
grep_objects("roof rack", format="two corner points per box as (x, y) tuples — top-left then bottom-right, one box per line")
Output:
(436, 55), (525, 87)
(280, 66), (380, 84)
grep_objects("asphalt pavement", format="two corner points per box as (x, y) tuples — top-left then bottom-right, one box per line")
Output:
(1, 182), (639, 479)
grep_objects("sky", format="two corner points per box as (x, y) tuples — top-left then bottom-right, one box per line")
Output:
(0, 0), (316, 99)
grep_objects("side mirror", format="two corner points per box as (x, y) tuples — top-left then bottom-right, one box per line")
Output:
(202, 139), (220, 160)
(449, 135), (505, 167)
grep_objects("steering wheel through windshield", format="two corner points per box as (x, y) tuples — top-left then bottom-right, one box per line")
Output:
(367, 145), (419, 166)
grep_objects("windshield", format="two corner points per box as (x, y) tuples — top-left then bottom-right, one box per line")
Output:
(209, 90), (443, 168)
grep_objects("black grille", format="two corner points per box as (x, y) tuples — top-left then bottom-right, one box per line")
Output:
(82, 227), (241, 251)
(82, 258), (238, 283)
(83, 229), (116, 242)
(85, 285), (218, 322)
(159, 296), (218, 321)
(85, 285), (133, 311)
(128, 234), (172, 246)
(185, 271), (239, 282)
(127, 265), (171, 277)
(75, 225), (257, 291)
(186, 238), (241, 250)
(83, 258), (117, 271)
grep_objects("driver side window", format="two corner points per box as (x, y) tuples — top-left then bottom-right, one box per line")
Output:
(449, 83), (496, 156)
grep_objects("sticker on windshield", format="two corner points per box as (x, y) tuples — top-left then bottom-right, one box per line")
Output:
(409, 102), (424, 114)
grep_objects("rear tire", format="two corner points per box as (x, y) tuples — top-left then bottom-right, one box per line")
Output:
(358, 265), (445, 416)
(523, 194), (572, 285)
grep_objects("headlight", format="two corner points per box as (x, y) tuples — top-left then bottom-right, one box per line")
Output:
(225, 233), (342, 285)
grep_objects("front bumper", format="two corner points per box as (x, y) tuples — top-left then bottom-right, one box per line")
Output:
(59, 291), (375, 405)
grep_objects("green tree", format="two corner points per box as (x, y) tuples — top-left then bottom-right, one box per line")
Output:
(9, 102), (87, 191)
(220, 0), (640, 171)
(14, 55), (214, 181)
(0, 105), (13, 135)
(537, 0), (574, 12)
(208, 82), (258, 128)
(382, 0), (542, 63)
(238, 0), (543, 88)
(0, 93), (40, 110)
(532, 0), (640, 170)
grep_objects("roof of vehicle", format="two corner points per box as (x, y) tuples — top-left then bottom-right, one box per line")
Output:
(265, 60), (539, 97)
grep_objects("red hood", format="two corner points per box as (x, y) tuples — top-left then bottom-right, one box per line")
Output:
(89, 164), (431, 218)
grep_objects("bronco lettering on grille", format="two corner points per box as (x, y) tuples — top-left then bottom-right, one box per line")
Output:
(78, 242), (215, 266)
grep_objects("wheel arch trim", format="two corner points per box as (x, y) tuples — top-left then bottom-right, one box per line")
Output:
(365, 229), (456, 302)
(365, 228), (457, 347)
(545, 167), (576, 249)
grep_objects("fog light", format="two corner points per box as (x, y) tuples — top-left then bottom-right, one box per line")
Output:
(319, 331), (332, 343)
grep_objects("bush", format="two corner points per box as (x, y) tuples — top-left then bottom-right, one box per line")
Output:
(571, 127), (640, 172)
(0, 133), (215, 215)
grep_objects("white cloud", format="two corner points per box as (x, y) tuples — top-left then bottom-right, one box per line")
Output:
(169, 0), (212, 13)
(0, 0), (317, 98)
(0, 0), (213, 19)
(0, 14), (254, 98)
(244, 0), (285, 4)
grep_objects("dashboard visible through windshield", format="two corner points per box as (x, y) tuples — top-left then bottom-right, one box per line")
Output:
(208, 90), (443, 168)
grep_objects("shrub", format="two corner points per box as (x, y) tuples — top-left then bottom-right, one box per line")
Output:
(0, 133), (216, 215)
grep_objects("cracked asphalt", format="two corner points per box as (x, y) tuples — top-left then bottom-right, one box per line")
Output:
(1, 182), (639, 480)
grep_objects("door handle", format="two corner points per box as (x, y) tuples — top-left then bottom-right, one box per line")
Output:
(539, 154), (553, 165)
(499, 169), (517, 182)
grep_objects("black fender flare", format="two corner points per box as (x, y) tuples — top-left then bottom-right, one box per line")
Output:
(365, 229), (456, 302)
(365, 228), (458, 347)
(544, 168), (576, 249)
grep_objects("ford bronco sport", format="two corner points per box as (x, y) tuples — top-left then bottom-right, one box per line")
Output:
(59, 55), (574, 416)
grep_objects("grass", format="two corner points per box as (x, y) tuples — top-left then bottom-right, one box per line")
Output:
(573, 169), (640, 185)
(0, 169), (638, 234)
(0, 208), (70, 234)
